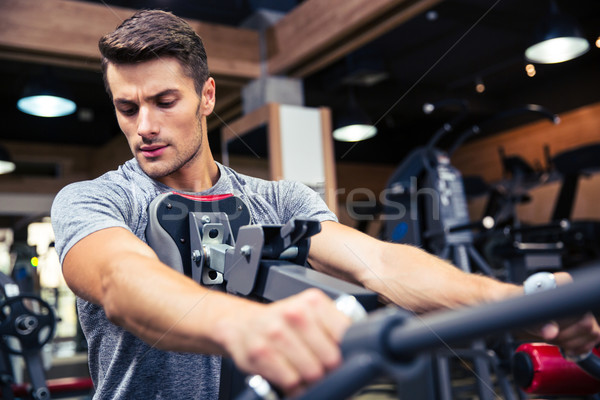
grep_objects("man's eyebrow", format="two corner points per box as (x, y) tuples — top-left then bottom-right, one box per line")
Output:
(113, 89), (180, 105)
(113, 98), (134, 106)
(148, 89), (180, 101)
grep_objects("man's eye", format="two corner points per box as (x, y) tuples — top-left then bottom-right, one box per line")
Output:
(158, 100), (176, 108)
(120, 107), (137, 116)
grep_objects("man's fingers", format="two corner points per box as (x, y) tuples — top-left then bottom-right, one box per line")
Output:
(553, 271), (574, 286)
(299, 289), (353, 340)
(250, 347), (304, 395)
(280, 289), (350, 375)
(526, 273), (600, 356)
(540, 321), (560, 341)
(535, 312), (600, 358)
(269, 312), (328, 384)
(235, 318), (314, 394)
(241, 289), (352, 395)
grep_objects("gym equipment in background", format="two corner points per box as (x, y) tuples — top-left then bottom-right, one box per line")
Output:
(532, 142), (600, 267)
(479, 142), (600, 284)
(0, 273), (54, 400)
(380, 101), (561, 400)
(382, 101), (559, 269)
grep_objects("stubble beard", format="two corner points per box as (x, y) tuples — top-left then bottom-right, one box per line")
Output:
(139, 106), (204, 180)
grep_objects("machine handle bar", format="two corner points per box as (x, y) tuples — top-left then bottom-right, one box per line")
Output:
(237, 266), (600, 400)
(388, 267), (600, 359)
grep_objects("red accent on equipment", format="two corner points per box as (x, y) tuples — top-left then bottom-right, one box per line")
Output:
(171, 192), (233, 201)
(515, 343), (600, 395)
(8, 377), (94, 397)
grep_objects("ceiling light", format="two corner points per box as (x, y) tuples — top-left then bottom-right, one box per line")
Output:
(526, 37), (589, 64)
(17, 95), (77, 118)
(333, 124), (377, 142)
(475, 77), (486, 93)
(333, 90), (377, 142)
(425, 10), (438, 21)
(525, 63), (537, 77)
(525, 1), (590, 64)
(0, 145), (16, 175)
(17, 70), (77, 118)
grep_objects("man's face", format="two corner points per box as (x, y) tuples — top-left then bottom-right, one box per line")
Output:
(106, 57), (215, 180)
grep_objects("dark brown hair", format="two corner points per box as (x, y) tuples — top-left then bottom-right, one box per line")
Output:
(98, 10), (210, 98)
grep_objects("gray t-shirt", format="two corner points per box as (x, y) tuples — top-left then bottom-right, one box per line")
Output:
(51, 159), (337, 400)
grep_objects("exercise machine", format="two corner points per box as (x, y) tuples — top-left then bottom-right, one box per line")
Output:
(146, 187), (600, 399)
(382, 101), (559, 269)
(146, 192), (379, 309)
(0, 263), (94, 399)
(523, 143), (600, 268)
(146, 192), (380, 399)
(0, 272), (54, 400)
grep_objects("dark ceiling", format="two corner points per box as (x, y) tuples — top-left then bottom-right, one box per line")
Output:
(1, 0), (599, 167)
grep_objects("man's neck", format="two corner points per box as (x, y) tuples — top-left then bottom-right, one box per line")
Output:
(156, 155), (220, 193)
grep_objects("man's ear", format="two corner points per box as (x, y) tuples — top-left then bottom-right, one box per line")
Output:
(200, 77), (216, 116)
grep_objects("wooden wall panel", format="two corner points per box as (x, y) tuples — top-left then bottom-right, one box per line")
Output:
(453, 102), (600, 224)
(0, 137), (132, 195)
(267, 0), (442, 77)
(0, 141), (93, 194)
(0, 0), (261, 79)
(452, 102), (600, 183)
(335, 162), (396, 203)
(91, 135), (132, 178)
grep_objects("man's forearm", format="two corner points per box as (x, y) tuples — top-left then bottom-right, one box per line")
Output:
(367, 242), (521, 312)
(310, 221), (520, 313)
(100, 251), (246, 354)
(63, 227), (252, 355)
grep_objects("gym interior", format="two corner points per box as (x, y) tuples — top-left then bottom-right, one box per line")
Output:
(0, 0), (599, 399)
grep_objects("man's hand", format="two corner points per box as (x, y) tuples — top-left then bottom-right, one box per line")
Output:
(539, 313), (600, 357)
(532, 272), (600, 357)
(215, 288), (352, 396)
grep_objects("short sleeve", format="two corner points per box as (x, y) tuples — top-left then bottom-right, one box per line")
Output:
(277, 181), (338, 224)
(51, 181), (133, 264)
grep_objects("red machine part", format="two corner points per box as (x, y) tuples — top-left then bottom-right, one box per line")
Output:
(513, 343), (600, 395)
(7, 377), (94, 398)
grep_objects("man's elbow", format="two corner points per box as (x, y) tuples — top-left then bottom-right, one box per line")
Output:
(98, 266), (129, 324)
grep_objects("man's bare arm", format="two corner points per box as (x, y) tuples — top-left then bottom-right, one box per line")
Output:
(309, 221), (600, 354)
(63, 226), (351, 394)
(309, 221), (518, 312)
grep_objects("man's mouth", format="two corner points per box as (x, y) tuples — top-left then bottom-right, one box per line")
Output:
(139, 144), (167, 158)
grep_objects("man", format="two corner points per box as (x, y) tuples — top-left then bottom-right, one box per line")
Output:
(51, 9), (600, 400)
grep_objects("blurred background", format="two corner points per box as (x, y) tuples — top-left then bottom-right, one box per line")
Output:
(0, 0), (599, 398)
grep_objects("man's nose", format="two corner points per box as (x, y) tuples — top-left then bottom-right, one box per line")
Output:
(137, 106), (159, 138)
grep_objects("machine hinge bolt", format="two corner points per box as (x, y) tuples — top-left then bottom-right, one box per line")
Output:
(192, 250), (202, 263)
(240, 245), (252, 258)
